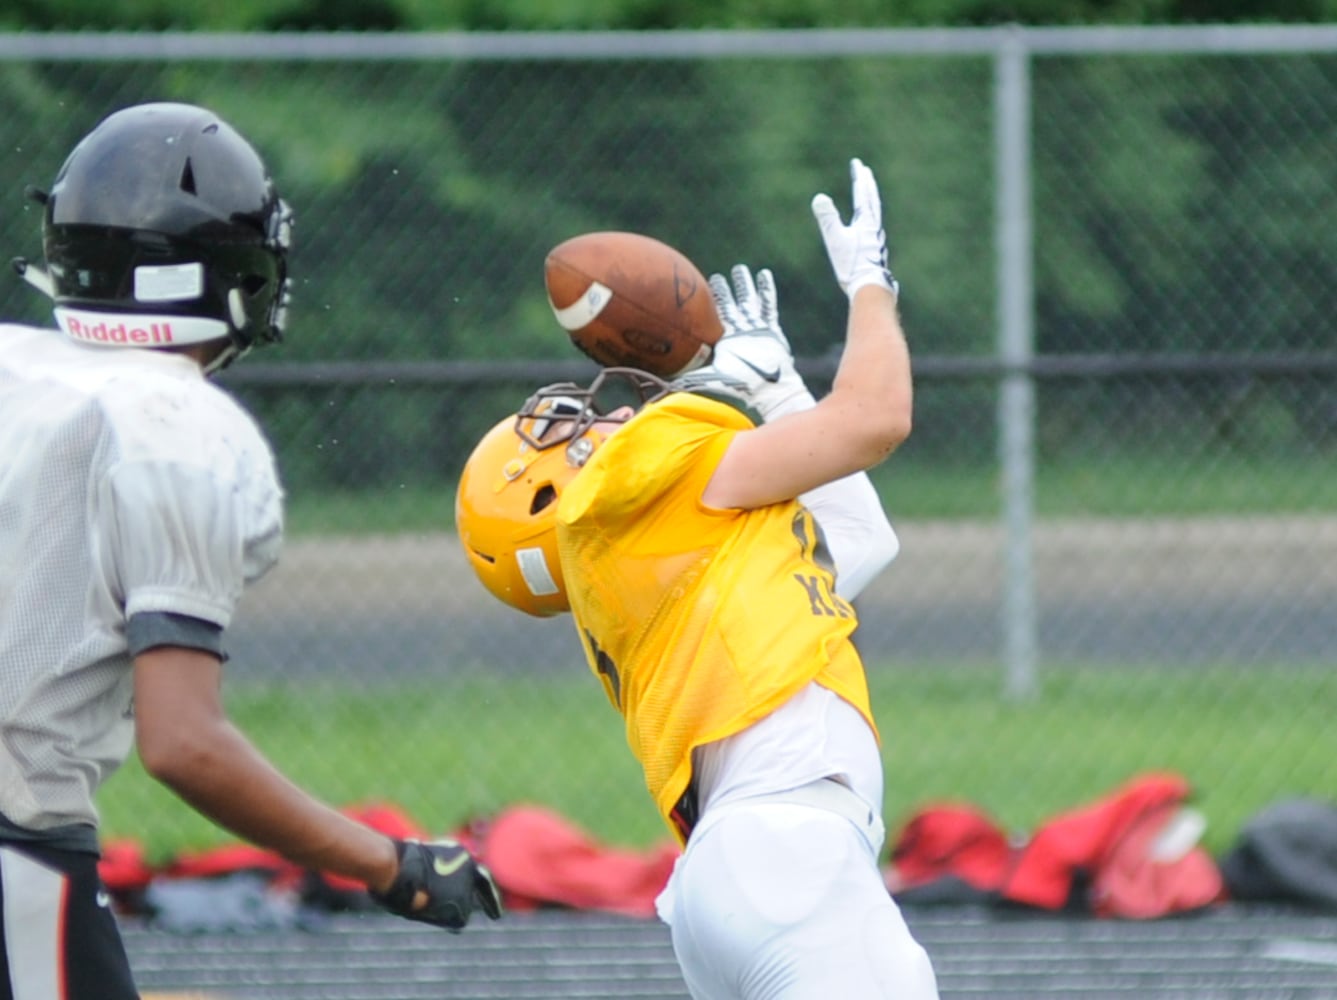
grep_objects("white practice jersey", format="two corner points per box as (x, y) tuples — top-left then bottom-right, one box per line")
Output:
(0, 324), (284, 832)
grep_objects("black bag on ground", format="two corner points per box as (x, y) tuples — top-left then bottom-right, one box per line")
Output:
(1218, 798), (1337, 909)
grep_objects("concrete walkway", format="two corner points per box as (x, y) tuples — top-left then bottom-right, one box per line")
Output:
(223, 516), (1337, 677)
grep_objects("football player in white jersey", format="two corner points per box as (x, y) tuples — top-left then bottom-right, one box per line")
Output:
(0, 102), (500, 1000)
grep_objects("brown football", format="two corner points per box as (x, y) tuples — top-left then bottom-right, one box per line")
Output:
(544, 231), (724, 377)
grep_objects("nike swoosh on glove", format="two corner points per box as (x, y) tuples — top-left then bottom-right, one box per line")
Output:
(369, 838), (503, 933)
(672, 264), (815, 422)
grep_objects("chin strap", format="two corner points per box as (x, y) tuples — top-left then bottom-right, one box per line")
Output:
(202, 340), (248, 375)
(13, 187), (54, 298)
(11, 257), (55, 298)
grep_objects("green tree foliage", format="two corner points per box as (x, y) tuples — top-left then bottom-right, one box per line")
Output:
(2, 16), (1333, 491)
(7, 0), (1337, 30)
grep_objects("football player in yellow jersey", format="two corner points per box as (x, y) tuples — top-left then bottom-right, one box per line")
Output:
(457, 158), (939, 999)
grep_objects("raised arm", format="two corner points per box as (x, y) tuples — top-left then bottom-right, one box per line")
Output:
(700, 158), (912, 516)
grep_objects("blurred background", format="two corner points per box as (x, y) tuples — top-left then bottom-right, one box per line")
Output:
(1, 1), (1334, 864)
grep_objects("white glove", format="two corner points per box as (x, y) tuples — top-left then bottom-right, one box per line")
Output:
(811, 157), (899, 301)
(672, 264), (815, 421)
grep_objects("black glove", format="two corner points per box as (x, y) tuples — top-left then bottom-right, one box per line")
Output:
(369, 838), (503, 932)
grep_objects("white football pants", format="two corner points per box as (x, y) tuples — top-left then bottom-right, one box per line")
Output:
(657, 788), (940, 1000)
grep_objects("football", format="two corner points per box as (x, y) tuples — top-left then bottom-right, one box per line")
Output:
(544, 231), (724, 377)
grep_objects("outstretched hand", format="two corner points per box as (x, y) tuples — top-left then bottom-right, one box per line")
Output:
(811, 157), (898, 300)
(673, 264), (814, 421)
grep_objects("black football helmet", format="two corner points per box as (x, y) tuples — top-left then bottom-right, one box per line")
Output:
(13, 102), (293, 372)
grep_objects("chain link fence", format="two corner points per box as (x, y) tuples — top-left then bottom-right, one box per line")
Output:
(2, 28), (1334, 858)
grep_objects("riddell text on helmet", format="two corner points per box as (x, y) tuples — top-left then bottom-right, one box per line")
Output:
(64, 316), (175, 345)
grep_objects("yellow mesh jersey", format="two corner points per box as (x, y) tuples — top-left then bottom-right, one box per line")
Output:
(556, 392), (877, 843)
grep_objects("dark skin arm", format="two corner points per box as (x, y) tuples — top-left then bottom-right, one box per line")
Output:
(134, 344), (431, 907)
(133, 645), (400, 894)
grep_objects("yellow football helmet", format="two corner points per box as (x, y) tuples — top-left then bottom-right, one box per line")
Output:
(455, 368), (669, 617)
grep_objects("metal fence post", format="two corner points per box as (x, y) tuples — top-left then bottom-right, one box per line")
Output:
(994, 27), (1039, 701)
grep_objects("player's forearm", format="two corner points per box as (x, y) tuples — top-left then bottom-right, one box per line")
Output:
(146, 718), (398, 892)
(803, 285), (907, 595)
(828, 285), (913, 459)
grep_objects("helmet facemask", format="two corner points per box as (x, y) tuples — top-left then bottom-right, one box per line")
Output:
(515, 367), (673, 458)
(456, 368), (672, 617)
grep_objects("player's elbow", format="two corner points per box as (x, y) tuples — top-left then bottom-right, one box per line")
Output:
(884, 405), (913, 451)
(857, 404), (912, 467)
(822, 383), (912, 469)
(137, 721), (217, 789)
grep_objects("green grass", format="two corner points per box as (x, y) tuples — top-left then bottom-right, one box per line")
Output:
(875, 662), (1337, 852)
(286, 483), (456, 535)
(98, 662), (1337, 866)
(284, 453), (1335, 536)
(872, 451), (1336, 519)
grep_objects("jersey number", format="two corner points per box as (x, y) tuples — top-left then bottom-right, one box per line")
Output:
(791, 508), (852, 618)
(584, 629), (622, 709)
